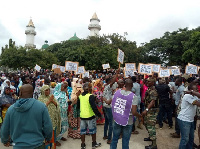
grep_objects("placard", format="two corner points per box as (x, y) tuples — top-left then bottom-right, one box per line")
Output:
(82, 71), (89, 78)
(59, 66), (65, 73)
(185, 65), (198, 74)
(65, 61), (79, 72)
(54, 68), (62, 74)
(34, 64), (41, 72)
(124, 69), (134, 78)
(77, 66), (85, 74)
(117, 48), (124, 64)
(102, 63), (110, 69)
(159, 69), (170, 77)
(125, 63), (136, 70)
(152, 64), (161, 73)
(52, 64), (59, 70)
(170, 69), (181, 76)
(138, 63), (153, 75)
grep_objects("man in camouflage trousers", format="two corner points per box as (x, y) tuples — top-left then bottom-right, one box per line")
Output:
(142, 78), (159, 149)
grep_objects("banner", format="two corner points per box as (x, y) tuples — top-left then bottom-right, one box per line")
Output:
(82, 71), (89, 78)
(185, 65), (198, 74)
(159, 69), (170, 77)
(65, 61), (79, 72)
(170, 69), (181, 76)
(124, 69), (134, 78)
(34, 64), (41, 72)
(152, 64), (161, 73)
(77, 66), (85, 74)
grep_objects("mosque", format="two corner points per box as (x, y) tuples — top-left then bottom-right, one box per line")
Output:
(25, 13), (101, 49)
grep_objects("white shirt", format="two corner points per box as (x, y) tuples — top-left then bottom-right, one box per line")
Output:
(178, 94), (198, 122)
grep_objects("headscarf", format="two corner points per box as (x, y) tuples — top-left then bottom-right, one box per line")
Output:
(33, 79), (42, 99)
(0, 86), (14, 105)
(54, 83), (68, 108)
(1, 79), (10, 95)
(94, 79), (101, 87)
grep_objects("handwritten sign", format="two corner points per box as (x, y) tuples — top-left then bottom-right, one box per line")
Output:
(117, 48), (124, 64)
(170, 69), (181, 76)
(102, 63), (110, 69)
(124, 69), (134, 78)
(65, 61), (79, 72)
(77, 66), (85, 74)
(34, 64), (41, 72)
(159, 69), (170, 77)
(138, 63), (153, 75)
(82, 71), (89, 78)
(185, 65), (198, 74)
(125, 63), (136, 70)
(52, 64), (59, 70)
(59, 66), (65, 73)
(152, 64), (161, 73)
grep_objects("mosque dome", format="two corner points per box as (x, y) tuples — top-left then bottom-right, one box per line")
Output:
(69, 33), (80, 41)
(41, 40), (49, 49)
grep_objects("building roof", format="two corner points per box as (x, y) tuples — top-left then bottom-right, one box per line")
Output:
(41, 40), (49, 49)
(69, 33), (80, 41)
(27, 19), (35, 27)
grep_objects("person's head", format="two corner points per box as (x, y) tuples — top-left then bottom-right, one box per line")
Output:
(131, 76), (136, 83)
(175, 78), (182, 86)
(61, 82), (68, 91)
(158, 78), (166, 84)
(117, 79), (124, 88)
(4, 87), (11, 95)
(6, 80), (10, 87)
(124, 79), (133, 91)
(11, 80), (15, 86)
(105, 77), (112, 84)
(41, 85), (50, 96)
(44, 78), (51, 86)
(19, 84), (33, 98)
(147, 77), (155, 87)
(188, 82), (198, 92)
(83, 82), (92, 93)
(25, 76), (31, 84)
(83, 77), (90, 83)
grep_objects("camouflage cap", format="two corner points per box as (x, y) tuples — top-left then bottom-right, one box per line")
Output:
(147, 77), (156, 82)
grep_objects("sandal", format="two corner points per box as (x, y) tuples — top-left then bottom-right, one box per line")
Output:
(61, 137), (67, 141)
(132, 130), (139, 134)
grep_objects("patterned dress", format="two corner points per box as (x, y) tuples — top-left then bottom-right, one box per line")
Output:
(93, 86), (105, 124)
(54, 83), (68, 141)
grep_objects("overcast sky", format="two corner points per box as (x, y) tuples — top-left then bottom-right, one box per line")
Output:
(0, 0), (200, 50)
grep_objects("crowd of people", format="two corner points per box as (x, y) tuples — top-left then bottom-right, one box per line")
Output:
(0, 69), (200, 149)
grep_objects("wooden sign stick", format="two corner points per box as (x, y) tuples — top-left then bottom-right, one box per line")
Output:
(119, 63), (121, 69)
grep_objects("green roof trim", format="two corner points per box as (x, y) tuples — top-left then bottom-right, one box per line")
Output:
(69, 33), (80, 41)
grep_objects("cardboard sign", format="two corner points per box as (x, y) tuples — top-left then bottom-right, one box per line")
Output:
(159, 69), (170, 77)
(152, 64), (161, 73)
(185, 65), (198, 74)
(124, 69), (134, 78)
(54, 68), (62, 74)
(138, 63), (153, 75)
(34, 64), (41, 72)
(65, 61), (79, 72)
(102, 63), (110, 69)
(82, 71), (89, 78)
(125, 63), (136, 70)
(117, 48), (124, 64)
(170, 69), (181, 76)
(77, 66), (85, 74)
(52, 64), (59, 70)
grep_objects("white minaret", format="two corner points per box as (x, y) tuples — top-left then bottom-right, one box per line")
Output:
(25, 18), (36, 49)
(88, 13), (101, 36)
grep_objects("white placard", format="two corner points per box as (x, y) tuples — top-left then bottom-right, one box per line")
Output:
(77, 66), (85, 74)
(59, 66), (65, 72)
(102, 63), (110, 69)
(159, 69), (170, 77)
(124, 70), (134, 78)
(170, 69), (181, 76)
(125, 63), (136, 70)
(185, 65), (198, 74)
(34, 64), (41, 72)
(152, 64), (161, 73)
(65, 61), (79, 72)
(117, 48), (124, 64)
(52, 64), (59, 70)
(138, 63), (153, 75)
(82, 71), (89, 78)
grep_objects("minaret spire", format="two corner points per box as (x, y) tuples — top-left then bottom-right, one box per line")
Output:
(88, 12), (101, 36)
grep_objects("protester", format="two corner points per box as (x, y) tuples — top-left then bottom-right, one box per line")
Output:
(1, 84), (53, 149)
(77, 82), (102, 149)
(54, 82), (69, 146)
(38, 85), (61, 148)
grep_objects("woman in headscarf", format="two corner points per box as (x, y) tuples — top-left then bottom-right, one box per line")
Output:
(68, 79), (83, 139)
(93, 79), (105, 124)
(38, 85), (61, 148)
(1, 79), (10, 95)
(33, 79), (43, 99)
(54, 82), (68, 146)
(0, 86), (15, 120)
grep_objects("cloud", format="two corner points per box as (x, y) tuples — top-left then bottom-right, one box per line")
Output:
(0, 0), (200, 49)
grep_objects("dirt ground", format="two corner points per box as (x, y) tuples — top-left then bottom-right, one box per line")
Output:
(0, 119), (199, 149)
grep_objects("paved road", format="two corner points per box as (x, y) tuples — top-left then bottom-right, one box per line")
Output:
(0, 120), (199, 149)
